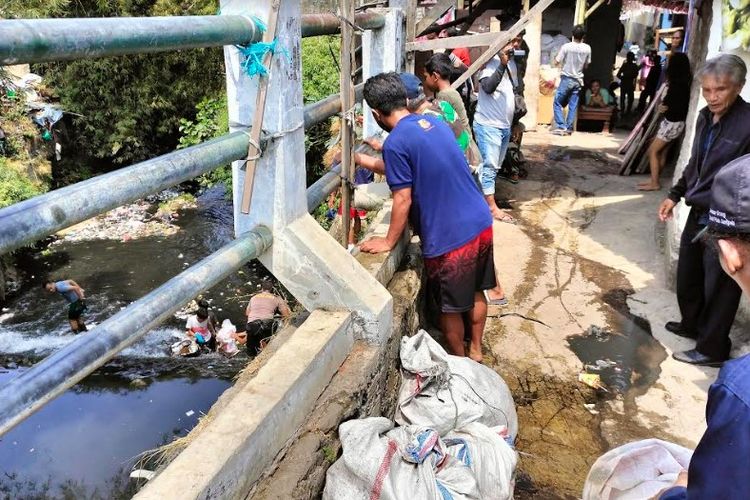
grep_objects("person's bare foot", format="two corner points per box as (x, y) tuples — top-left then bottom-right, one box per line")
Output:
(468, 346), (483, 363)
(637, 183), (661, 191)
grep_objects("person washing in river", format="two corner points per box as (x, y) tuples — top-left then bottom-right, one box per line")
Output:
(245, 280), (291, 356)
(185, 306), (215, 350)
(44, 279), (88, 333)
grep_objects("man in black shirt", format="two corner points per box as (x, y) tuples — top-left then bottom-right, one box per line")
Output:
(658, 54), (750, 366)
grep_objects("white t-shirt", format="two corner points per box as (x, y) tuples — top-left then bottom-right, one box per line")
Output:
(555, 41), (592, 85)
(474, 56), (515, 130)
(186, 315), (212, 340)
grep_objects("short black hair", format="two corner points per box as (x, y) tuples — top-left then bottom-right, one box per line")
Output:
(667, 52), (692, 85)
(572, 25), (586, 41)
(626, 52), (635, 62)
(197, 298), (210, 308)
(425, 53), (454, 80)
(363, 72), (408, 115)
(42, 279), (54, 288)
(590, 79), (601, 85)
(196, 307), (209, 320)
(260, 280), (273, 292)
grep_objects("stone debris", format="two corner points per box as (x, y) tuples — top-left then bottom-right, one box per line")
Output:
(53, 192), (196, 244)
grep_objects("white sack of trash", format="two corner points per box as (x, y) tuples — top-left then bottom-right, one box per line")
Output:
(395, 330), (518, 440)
(444, 422), (517, 500)
(322, 417), (480, 500)
(582, 438), (693, 500)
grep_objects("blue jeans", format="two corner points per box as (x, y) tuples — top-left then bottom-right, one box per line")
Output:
(473, 121), (511, 196)
(553, 75), (581, 131)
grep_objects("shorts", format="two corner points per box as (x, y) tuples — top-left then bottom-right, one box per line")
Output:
(337, 205), (367, 219)
(656, 119), (685, 142)
(246, 319), (276, 355)
(68, 300), (86, 320)
(424, 226), (497, 313)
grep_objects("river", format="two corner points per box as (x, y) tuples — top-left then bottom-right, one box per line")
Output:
(0, 186), (271, 499)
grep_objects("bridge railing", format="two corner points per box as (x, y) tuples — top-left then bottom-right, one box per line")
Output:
(0, 9), (386, 437)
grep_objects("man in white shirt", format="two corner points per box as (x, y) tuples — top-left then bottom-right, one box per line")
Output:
(472, 45), (516, 222)
(553, 24), (592, 135)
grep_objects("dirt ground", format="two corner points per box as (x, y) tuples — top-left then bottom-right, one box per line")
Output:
(484, 128), (726, 498)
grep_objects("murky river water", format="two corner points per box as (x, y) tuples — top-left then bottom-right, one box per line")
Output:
(0, 186), (270, 498)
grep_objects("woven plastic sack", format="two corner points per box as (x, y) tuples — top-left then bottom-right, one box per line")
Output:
(322, 417), (480, 500)
(395, 331), (518, 439)
(445, 423), (518, 500)
(583, 439), (693, 500)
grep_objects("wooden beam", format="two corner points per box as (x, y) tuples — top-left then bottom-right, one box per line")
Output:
(584, 0), (606, 19)
(240, 0), (281, 214)
(406, 31), (502, 52)
(415, 0), (456, 38)
(405, 0), (417, 72)
(451, 0), (555, 90)
(339, 0), (356, 248)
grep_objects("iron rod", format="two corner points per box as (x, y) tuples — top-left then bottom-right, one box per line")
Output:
(0, 12), (386, 65)
(0, 227), (273, 437)
(0, 88), (364, 257)
(0, 132), (250, 256)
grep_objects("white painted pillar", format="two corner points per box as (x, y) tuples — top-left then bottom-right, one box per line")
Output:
(221, 0), (393, 343)
(362, 8), (405, 138)
(521, 14), (542, 131)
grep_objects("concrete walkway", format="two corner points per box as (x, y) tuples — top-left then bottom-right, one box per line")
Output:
(485, 129), (730, 498)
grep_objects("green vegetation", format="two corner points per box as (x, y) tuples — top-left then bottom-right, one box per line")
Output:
(0, 159), (43, 208)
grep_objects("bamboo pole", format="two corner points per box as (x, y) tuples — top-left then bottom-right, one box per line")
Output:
(339, 0), (356, 248)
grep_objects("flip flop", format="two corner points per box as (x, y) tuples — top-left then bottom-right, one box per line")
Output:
(484, 290), (509, 306)
(493, 212), (517, 225)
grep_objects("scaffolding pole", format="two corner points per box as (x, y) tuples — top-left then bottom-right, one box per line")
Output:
(339, 0), (356, 249)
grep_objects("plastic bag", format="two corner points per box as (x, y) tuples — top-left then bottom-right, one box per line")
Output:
(395, 331), (518, 440)
(445, 423), (518, 500)
(323, 417), (480, 500)
(583, 439), (693, 500)
(216, 319), (239, 356)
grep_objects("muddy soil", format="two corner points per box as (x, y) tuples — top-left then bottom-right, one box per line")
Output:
(484, 139), (687, 497)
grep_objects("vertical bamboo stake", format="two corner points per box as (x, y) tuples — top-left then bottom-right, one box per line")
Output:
(339, 0), (355, 248)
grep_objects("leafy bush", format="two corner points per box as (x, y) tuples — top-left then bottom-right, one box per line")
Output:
(0, 159), (42, 208)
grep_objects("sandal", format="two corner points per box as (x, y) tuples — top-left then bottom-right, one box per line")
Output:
(493, 211), (517, 225)
(484, 290), (509, 306)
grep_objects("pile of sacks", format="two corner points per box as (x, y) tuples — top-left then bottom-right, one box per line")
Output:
(323, 331), (519, 500)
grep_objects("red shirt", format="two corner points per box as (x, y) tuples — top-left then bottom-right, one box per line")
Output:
(452, 47), (471, 66)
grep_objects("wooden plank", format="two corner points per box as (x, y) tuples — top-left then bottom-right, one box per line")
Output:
(450, 0), (555, 90)
(240, 0), (282, 214)
(406, 31), (502, 51)
(415, 0), (456, 38)
(339, 0), (356, 247)
(618, 85), (666, 154)
(584, 0), (606, 19)
(405, 0), (418, 72)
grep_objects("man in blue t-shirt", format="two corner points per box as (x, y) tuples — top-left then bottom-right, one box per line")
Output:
(360, 72), (495, 362)
(44, 278), (88, 333)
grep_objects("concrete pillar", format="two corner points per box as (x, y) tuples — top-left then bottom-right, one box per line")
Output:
(362, 8), (405, 138)
(221, 0), (393, 342)
(521, 14), (541, 131)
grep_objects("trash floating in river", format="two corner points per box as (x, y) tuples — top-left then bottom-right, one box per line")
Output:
(578, 373), (608, 392)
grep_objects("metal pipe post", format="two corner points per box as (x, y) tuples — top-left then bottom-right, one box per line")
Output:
(0, 227), (273, 437)
(0, 12), (387, 65)
(302, 83), (363, 128)
(0, 132), (249, 256)
(300, 12), (386, 37)
(0, 16), (263, 65)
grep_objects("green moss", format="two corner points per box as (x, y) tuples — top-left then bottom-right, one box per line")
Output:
(0, 159), (42, 208)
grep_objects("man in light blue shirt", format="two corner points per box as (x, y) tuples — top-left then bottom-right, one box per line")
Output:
(44, 279), (88, 333)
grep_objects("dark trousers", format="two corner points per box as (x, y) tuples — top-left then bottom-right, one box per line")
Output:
(246, 319), (275, 355)
(676, 208), (742, 359)
(620, 86), (634, 114)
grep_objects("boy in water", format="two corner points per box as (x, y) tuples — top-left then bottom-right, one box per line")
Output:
(43, 279), (87, 333)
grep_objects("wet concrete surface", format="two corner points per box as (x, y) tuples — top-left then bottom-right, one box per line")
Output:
(483, 130), (705, 497)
